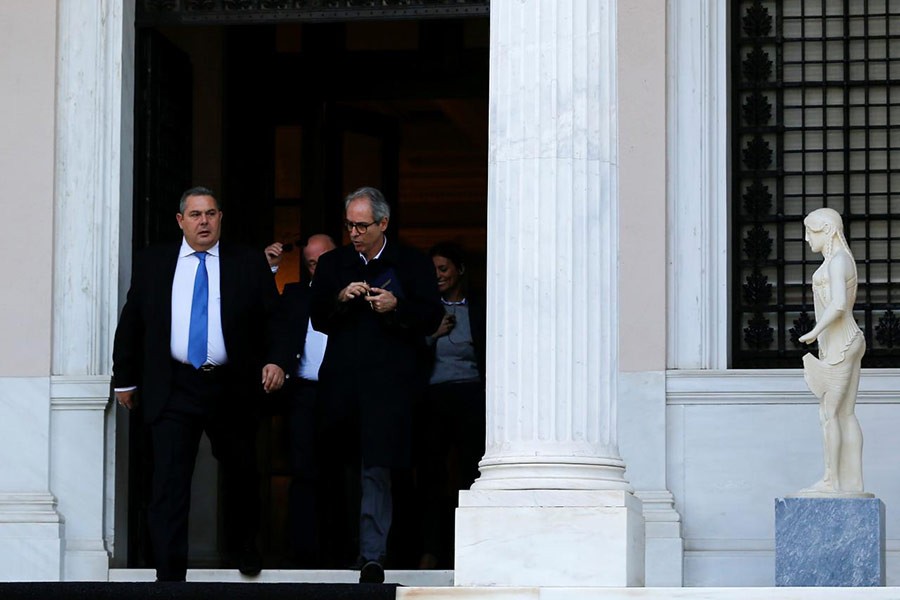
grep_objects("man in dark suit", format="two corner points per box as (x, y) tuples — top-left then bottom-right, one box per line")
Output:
(310, 186), (443, 583)
(273, 233), (343, 567)
(112, 187), (290, 582)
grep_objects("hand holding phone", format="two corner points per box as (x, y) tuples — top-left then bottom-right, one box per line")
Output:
(366, 286), (397, 313)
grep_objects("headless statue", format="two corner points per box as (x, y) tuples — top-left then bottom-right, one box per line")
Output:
(794, 208), (871, 498)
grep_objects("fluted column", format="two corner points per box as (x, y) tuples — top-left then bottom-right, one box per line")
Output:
(50, 0), (133, 580)
(477, 0), (628, 491)
(454, 0), (643, 588)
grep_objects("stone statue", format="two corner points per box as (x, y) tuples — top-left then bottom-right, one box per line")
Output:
(795, 207), (871, 497)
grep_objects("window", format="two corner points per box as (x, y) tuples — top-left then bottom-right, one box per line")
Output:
(733, 0), (900, 367)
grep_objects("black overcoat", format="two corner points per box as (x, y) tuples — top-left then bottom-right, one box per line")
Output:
(309, 241), (443, 467)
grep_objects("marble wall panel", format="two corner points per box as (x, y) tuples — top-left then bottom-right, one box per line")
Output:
(669, 389), (900, 586)
(0, 378), (52, 492)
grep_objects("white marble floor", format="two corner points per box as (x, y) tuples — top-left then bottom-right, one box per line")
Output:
(398, 588), (900, 600)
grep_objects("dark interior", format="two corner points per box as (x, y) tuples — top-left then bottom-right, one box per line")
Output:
(128, 17), (489, 569)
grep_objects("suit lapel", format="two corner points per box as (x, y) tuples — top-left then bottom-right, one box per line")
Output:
(379, 238), (400, 265)
(218, 243), (236, 346)
(298, 284), (312, 327)
(339, 244), (365, 282)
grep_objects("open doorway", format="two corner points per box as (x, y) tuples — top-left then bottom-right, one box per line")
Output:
(127, 16), (488, 570)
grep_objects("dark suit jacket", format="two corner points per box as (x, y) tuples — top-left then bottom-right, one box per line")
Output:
(112, 241), (292, 423)
(309, 240), (443, 467)
(278, 281), (314, 377)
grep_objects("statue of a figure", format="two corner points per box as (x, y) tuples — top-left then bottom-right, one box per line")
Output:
(795, 207), (871, 497)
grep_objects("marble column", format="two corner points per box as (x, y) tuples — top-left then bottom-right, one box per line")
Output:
(454, 0), (643, 587)
(50, 0), (133, 580)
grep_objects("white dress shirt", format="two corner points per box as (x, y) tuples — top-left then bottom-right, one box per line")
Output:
(170, 238), (228, 366)
(299, 316), (327, 381)
(359, 237), (387, 264)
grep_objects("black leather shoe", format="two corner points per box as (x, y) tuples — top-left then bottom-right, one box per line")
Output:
(238, 545), (262, 576)
(359, 560), (385, 584)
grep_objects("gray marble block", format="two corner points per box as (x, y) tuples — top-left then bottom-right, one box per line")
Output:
(775, 497), (885, 586)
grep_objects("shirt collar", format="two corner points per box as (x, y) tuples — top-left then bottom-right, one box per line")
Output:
(180, 238), (220, 258)
(359, 236), (387, 265)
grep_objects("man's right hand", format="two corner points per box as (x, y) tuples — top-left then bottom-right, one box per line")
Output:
(338, 281), (370, 303)
(265, 242), (284, 269)
(115, 389), (137, 410)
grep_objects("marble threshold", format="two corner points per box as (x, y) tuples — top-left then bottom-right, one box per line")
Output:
(108, 568), (453, 586)
(106, 572), (900, 599)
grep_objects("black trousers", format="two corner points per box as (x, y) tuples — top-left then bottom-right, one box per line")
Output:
(288, 378), (357, 568)
(148, 362), (260, 581)
(417, 380), (485, 567)
(287, 379), (321, 566)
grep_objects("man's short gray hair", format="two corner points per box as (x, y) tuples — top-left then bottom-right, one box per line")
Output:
(345, 186), (391, 223)
(179, 186), (219, 214)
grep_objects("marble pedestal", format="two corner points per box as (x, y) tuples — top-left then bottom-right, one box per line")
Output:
(455, 490), (644, 587)
(775, 497), (885, 586)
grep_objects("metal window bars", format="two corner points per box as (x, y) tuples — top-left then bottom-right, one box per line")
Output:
(733, 0), (900, 368)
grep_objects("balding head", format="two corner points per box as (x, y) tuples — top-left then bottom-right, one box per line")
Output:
(303, 234), (337, 279)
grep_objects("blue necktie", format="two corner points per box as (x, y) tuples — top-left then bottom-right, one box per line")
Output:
(188, 251), (209, 369)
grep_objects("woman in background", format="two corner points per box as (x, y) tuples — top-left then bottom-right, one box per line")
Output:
(418, 242), (485, 568)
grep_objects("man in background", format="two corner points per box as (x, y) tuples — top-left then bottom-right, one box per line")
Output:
(274, 234), (349, 567)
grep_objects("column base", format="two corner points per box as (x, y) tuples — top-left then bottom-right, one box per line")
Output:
(455, 490), (644, 587)
(0, 493), (63, 581)
(775, 497), (885, 586)
(0, 527), (63, 582)
(64, 540), (110, 581)
(637, 490), (683, 586)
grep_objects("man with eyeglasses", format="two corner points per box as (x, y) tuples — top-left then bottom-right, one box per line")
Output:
(310, 186), (443, 583)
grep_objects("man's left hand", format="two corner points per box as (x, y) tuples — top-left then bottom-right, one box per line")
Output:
(261, 363), (285, 393)
(366, 287), (397, 313)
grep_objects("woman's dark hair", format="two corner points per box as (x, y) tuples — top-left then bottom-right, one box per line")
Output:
(429, 241), (467, 272)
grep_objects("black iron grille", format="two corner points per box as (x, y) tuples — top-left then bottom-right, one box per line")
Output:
(733, 0), (900, 368)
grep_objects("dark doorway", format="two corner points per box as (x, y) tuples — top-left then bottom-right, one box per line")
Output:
(128, 17), (488, 570)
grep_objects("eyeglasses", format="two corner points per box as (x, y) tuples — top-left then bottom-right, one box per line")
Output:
(344, 220), (378, 233)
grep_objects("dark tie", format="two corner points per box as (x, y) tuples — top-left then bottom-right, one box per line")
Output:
(188, 251), (209, 369)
